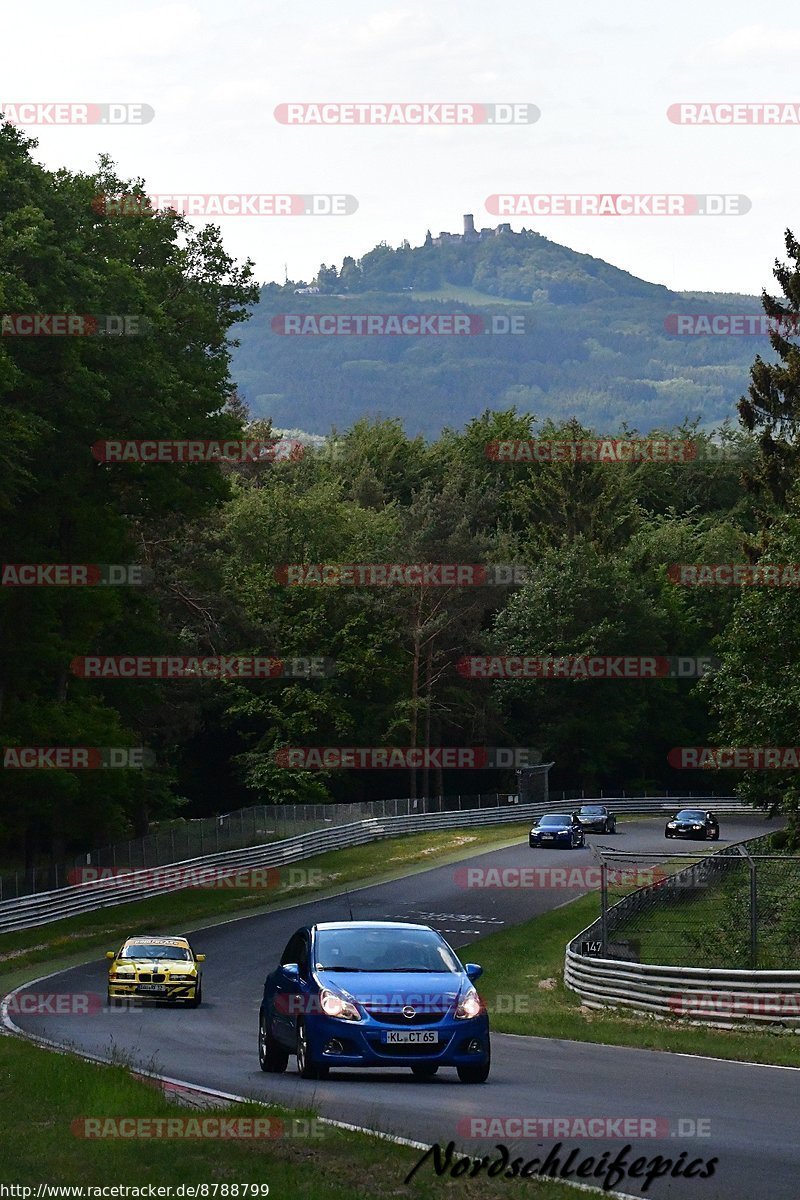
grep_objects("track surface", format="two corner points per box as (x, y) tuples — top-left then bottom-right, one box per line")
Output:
(10, 816), (798, 1199)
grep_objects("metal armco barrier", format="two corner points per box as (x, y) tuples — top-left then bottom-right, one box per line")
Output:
(564, 834), (800, 1028)
(0, 796), (747, 934)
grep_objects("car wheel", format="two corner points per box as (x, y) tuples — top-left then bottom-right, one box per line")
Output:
(665, 830), (672, 839)
(457, 1046), (491, 1084)
(259, 1014), (289, 1074)
(411, 1064), (439, 1080)
(296, 1018), (329, 1080)
(712, 829), (720, 840)
(187, 979), (202, 1009)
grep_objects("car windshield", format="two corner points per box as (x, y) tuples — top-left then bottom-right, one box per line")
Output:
(121, 943), (191, 960)
(675, 810), (706, 821)
(579, 806), (605, 815)
(314, 927), (461, 973)
(538, 815), (569, 827)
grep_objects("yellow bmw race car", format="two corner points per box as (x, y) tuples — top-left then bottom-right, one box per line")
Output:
(106, 934), (205, 1007)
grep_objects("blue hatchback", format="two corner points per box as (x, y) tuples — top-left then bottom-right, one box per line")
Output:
(258, 920), (490, 1082)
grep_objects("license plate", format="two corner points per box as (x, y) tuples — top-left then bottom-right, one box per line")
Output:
(138, 984), (167, 992)
(381, 1030), (439, 1045)
(541, 834), (554, 840)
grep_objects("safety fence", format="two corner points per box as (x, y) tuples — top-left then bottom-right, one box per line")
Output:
(0, 795), (748, 933)
(564, 832), (800, 1028)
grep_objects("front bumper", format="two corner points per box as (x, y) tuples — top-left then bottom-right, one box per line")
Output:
(530, 833), (573, 847)
(302, 1012), (490, 1068)
(666, 827), (706, 839)
(108, 979), (199, 1002)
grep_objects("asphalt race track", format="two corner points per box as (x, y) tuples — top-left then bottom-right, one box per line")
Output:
(8, 816), (798, 1199)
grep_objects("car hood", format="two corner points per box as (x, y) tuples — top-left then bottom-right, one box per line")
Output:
(314, 969), (464, 1008)
(116, 957), (196, 970)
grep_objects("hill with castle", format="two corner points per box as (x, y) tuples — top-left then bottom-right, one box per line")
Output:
(230, 216), (765, 438)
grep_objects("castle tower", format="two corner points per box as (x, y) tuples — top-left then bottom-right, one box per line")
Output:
(463, 213), (476, 238)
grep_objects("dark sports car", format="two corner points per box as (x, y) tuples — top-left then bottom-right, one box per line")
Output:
(575, 804), (617, 834)
(664, 809), (720, 840)
(529, 813), (586, 849)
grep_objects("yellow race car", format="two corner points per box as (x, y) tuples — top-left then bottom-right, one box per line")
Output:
(106, 934), (205, 1007)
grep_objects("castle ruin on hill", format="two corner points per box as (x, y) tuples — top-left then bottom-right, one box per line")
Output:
(431, 213), (515, 246)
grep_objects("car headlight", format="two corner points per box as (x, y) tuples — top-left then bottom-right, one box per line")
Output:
(168, 973), (195, 981)
(319, 988), (361, 1021)
(111, 968), (135, 976)
(455, 988), (484, 1020)
(692, 825), (703, 830)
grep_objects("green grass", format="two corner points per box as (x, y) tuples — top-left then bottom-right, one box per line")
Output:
(0, 1035), (605, 1197)
(464, 894), (800, 1067)
(0, 824), (533, 986)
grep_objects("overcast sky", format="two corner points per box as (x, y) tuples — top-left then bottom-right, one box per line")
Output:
(2, 0), (797, 296)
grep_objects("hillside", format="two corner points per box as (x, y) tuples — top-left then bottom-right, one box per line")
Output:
(231, 224), (767, 437)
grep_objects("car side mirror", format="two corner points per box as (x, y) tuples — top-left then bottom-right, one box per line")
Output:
(465, 963), (483, 982)
(281, 962), (300, 980)
(195, 954), (206, 962)
(106, 951), (115, 959)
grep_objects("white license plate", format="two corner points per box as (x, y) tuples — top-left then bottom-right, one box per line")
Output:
(541, 834), (554, 840)
(382, 1030), (439, 1045)
(138, 984), (167, 992)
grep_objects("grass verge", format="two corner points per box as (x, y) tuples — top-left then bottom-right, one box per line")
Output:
(0, 1035), (602, 1197)
(465, 893), (800, 1067)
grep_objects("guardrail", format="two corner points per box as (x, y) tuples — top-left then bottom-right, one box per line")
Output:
(0, 795), (750, 935)
(564, 834), (800, 1028)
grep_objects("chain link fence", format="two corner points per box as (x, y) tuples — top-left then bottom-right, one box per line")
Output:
(1, 786), (739, 902)
(596, 832), (799, 970)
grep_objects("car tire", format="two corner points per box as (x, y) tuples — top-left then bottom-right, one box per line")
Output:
(712, 829), (720, 841)
(259, 1013), (289, 1074)
(411, 1064), (439, 1080)
(187, 980), (202, 1009)
(457, 1047), (491, 1084)
(296, 1018), (329, 1080)
(665, 830), (672, 839)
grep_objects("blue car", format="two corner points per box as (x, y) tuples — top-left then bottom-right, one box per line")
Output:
(529, 812), (586, 849)
(258, 920), (490, 1082)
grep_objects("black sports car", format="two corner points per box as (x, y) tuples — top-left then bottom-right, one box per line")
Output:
(664, 809), (720, 840)
(575, 804), (616, 833)
(529, 813), (586, 849)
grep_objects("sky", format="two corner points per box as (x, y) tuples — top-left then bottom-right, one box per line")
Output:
(2, 0), (798, 295)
